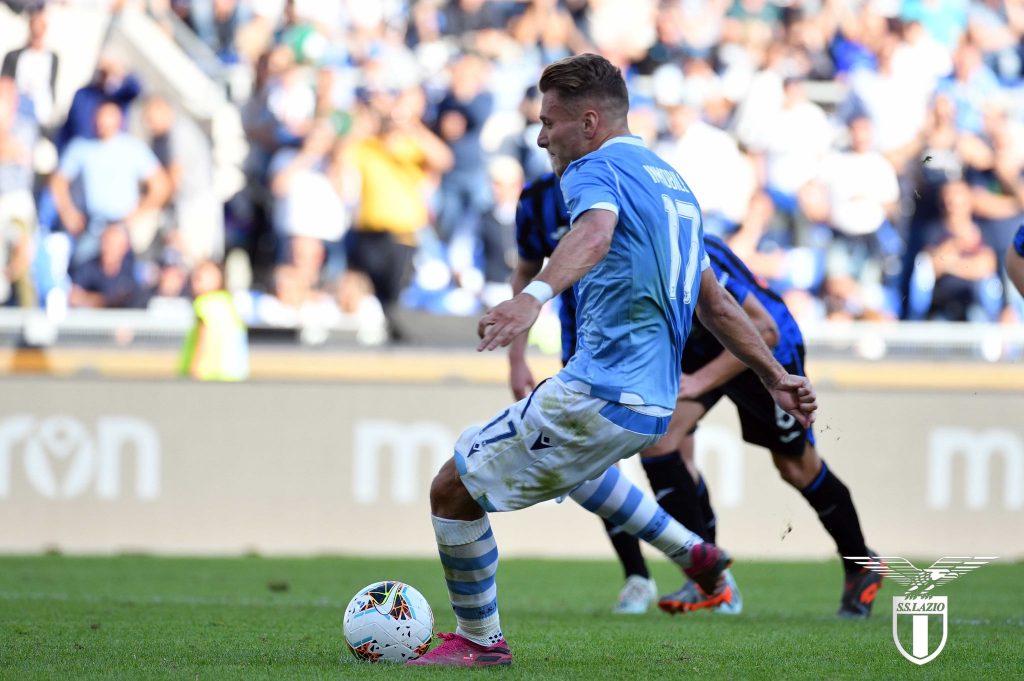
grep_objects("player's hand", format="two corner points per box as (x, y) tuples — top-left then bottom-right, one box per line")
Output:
(763, 373), (817, 428)
(677, 372), (705, 401)
(509, 358), (536, 400)
(478, 294), (542, 352)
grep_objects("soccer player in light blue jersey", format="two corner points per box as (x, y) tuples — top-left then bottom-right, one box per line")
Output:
(411, 54), (818, 668)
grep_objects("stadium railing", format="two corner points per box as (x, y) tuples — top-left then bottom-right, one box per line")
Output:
(1, 307), (1022, 362)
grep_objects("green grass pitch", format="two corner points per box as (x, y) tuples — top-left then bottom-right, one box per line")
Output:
(1, 555), (1020, 680)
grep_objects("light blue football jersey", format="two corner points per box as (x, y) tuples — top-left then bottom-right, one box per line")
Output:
(557, 135), (709, 411)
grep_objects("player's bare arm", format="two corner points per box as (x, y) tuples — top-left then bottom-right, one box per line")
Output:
(679, 292), (780, 401)
(478, 209), (615, 352)
(695, 268), (816, 427)
(508, 256), (544, 399)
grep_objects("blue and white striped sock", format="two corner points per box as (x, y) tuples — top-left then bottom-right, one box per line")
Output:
(570, 466), (702, 568)
(432, 515), (503, 646)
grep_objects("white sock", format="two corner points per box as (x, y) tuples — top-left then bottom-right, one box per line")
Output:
(570, 466), (702, 568)
(432, 515), (503, 646)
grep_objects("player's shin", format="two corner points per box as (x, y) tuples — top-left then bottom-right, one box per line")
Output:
(696, 476), (718, 544)
(431, 515), (504, 646)
(641, 452), (711, 542)
(799, 461), (869, 573)
(570, 466), (703, 567)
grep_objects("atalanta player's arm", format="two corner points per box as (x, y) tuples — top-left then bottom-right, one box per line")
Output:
(507, 255), (544, 399)
(695, 268), (816, 427)
(478, 209), (614, 352)
(680, 292), (780, 400)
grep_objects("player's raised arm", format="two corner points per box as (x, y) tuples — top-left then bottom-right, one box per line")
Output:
(695, 268), (817, 426)
(478, 208), (615, 352)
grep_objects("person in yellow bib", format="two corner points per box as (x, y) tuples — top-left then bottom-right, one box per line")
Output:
(179, 260), (249, 381)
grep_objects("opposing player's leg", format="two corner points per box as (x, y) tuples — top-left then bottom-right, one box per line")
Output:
(615, 398), (741, 615)
(601, 466), (655, 615)
(607, 531), (657, 614)
(604, 406), (699, 615)
(770, 442), (879, 619)
(660, 428), (744, 615)
(679, 431), (718, 544)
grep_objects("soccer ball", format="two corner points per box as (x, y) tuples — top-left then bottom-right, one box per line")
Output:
(343, 581), (434, 663)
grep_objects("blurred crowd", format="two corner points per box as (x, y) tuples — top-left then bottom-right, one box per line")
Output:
(2, 0), (1024, 346)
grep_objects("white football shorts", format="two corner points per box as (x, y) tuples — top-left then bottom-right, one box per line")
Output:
(453, 376), (670, 512)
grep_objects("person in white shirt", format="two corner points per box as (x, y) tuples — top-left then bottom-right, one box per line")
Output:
(1, 7), (59, 128)
(801, 115), (903, 316)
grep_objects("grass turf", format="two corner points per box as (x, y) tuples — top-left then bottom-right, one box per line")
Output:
(0, 555), (1021, 680)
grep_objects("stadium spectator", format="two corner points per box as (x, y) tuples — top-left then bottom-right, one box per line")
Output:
(844, 31), (933, 174)
(54, 50), (141, 153)
(0, 76), (38, 307)
(441, 0), (513, 46)
(499, 85), (550, 184)
(800, 115), (902, 317)
(263, 48), (316, 147)
(179, 258), (249, 381)
(1, 5), (59, 129)
(967, 0), (1024, 82)
(68, 221), (143, 309)
(267, 118), (349, 267)
(145, 248), (191, 314)
(655, 98), (754, 236)
(763, 75), (832, 219)
(143, 95), (224, 265)
(253, 262), (336, 329)
(185, 0), (252, 64)
(433, 51), (495, 242)
(6, 0), (1024, 326)
(936, 39), (1001, 135)
(50, 100), (170, 270)
(345, 86), (452, 340)
(449, 155), (522, 310)
(963, 98), (1024, 268)
(923, 181), (1002, 321)
(330, 269), (387, 346)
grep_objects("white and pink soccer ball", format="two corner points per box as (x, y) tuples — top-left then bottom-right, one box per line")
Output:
(343, 581), (434, 663)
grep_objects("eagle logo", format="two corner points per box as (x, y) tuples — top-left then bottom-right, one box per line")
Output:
(845, 555), (998, 665)
(845, 556), (997, 597)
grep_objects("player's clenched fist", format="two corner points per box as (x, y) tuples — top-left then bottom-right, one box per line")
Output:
(763, 373), (817, 428)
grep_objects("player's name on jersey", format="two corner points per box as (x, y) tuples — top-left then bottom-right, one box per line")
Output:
(642, 165), (687, 192)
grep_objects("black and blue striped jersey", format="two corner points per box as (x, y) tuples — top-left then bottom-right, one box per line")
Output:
(689, 235), (804, 367)
(514, 172), (577, 364)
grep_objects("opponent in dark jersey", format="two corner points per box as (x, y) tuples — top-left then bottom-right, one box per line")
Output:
(657, 235), (879, 619)
(512, 187), (878, 618)
(513, 172), (577, 365)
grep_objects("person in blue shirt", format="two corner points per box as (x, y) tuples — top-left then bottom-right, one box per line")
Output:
(510, 172), (735, 616)
(412, 54), (817, 668)
(654, 235), (879, 619)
